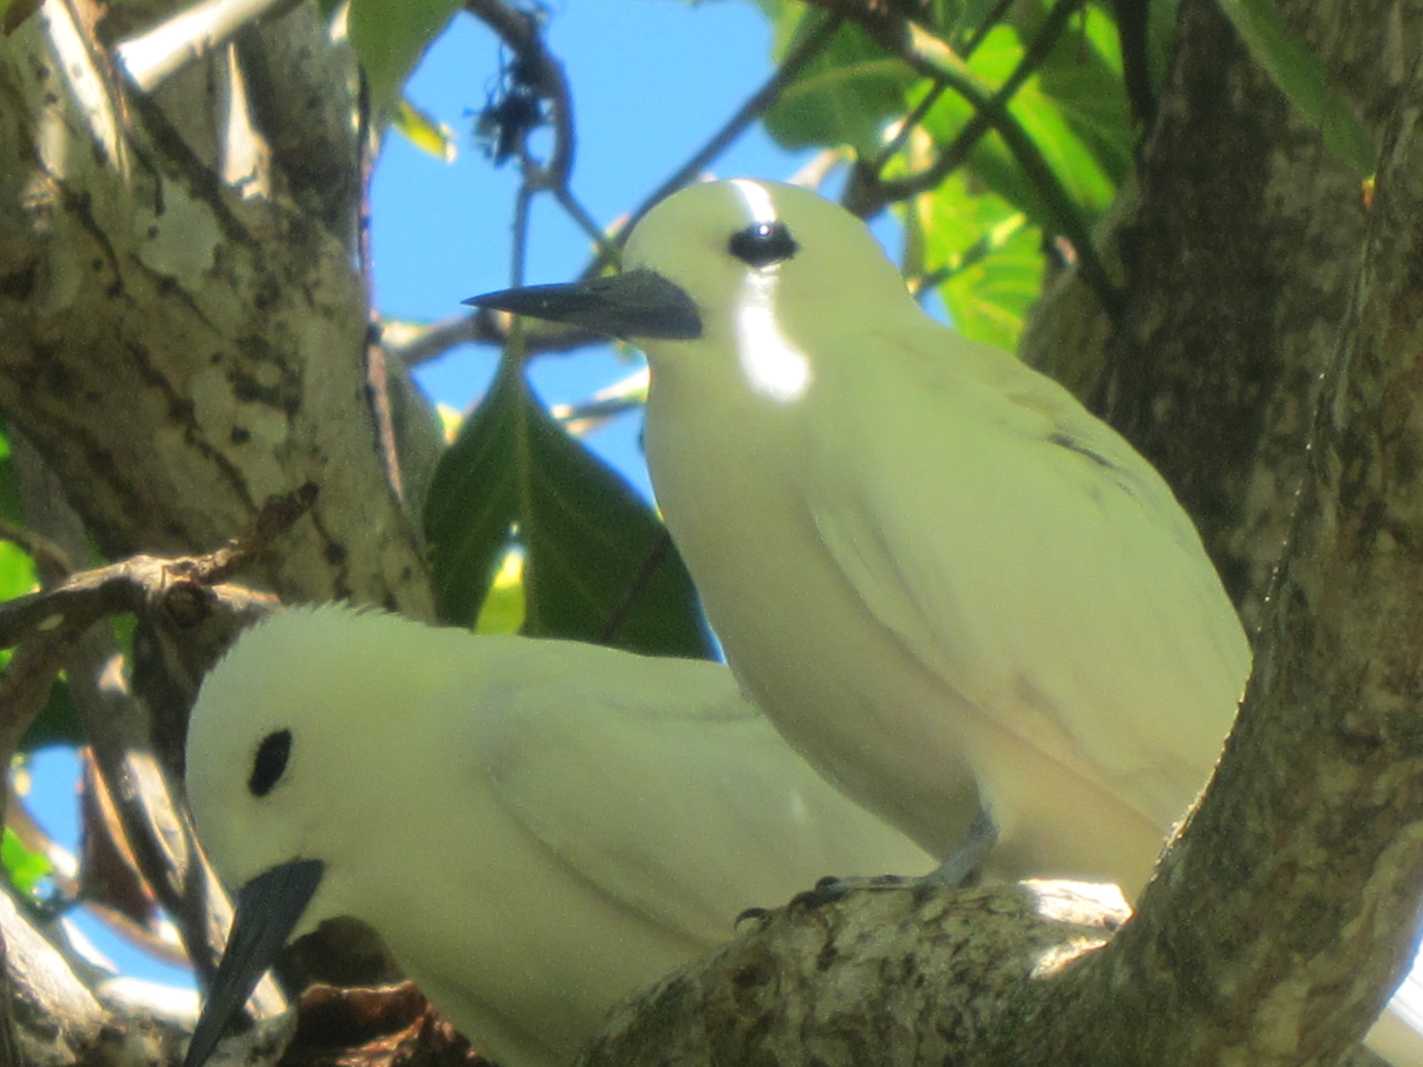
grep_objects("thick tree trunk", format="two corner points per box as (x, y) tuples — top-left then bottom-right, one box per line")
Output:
(1025, 0), (1419, 633)
(0, 0), (435, 616)
(0, 0), (439, 1057)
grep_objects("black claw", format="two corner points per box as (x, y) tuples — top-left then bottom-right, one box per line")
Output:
(791, 878), (852, 909)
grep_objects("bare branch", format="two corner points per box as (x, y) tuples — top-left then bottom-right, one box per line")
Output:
(0, 519), (72, 578)
(852, 0), (1088, 214)
(860, 0), (1014, 185)
(580, 11), (845, 281)
(0, 484), (312, 652)
(381, 313), (607, 367)
(115, 0), (296, 93)
(810, 1), (1120, 317)
(466, 0), (576, 188)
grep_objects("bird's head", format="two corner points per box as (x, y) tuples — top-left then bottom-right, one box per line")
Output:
(465, 179), (919, 382)
(181, 605), (438, 1067)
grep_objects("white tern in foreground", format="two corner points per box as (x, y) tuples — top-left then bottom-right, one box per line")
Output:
(466, 177), (1423, 1063)
(181, 605), (934, 1067)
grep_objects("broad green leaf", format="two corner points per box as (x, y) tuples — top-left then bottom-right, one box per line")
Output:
(1027, 3), (1133, 187)
(906, 172), (1045, 349)
(918, 26), (1117, 228)
(936, 216), (1044, 350)
(762, 9), (917, 156)
(0, 540), (35, 601)
(2, 827), (51, 897)
(426, 363), (712, 658)
(1216, 0), (1374, 175)
(348, 0), (462, 113)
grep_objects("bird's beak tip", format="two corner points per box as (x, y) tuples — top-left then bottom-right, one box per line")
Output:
(185, 858), (324, 1067)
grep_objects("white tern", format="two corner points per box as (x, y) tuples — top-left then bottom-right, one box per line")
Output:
(181, 604), (934, 1067)
(466, 177), (1423, 1062)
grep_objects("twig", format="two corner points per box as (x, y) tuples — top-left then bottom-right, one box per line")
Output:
(875, 0), (1089, 206)
(511, 183), (533, 288)
(599, 530), (672, 645)
(0, 640), (71, 781)
(580, 10), (845, 280)
(554, 393), (646, 435)
(0, 518), (73, 576)
(466, 0), (576, 188)
(381, 312), (607, 366)
(861, 0), (1014, 183)
(114, 0), (295, 93)
(553, 186), (621, 266)
(908, 212), (1028, 302)
(787, 147), (850, 191)
(0, 484), (313, 650)
(851, 8), (1121, 316)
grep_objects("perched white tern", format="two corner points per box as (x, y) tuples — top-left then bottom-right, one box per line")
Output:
(181, 605), (934, 1067)
(466, 177), (1423, 1062)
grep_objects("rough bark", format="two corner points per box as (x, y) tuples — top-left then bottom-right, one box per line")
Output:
(0, 0), (436, 616)
(1024, 0), (1419, 634)
(0, 0), (439, 1059)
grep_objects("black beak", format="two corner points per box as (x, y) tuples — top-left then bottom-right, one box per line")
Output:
(464, 269), (702, 341)
(183, 859), (325, 1067)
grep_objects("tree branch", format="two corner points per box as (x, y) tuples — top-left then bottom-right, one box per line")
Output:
(849, 0), (1088, 216)
(465, 0), (576, 189)
(114, 0), (297, 93)
(814, 1), (1121, 317)
(579, 10), (845, 280)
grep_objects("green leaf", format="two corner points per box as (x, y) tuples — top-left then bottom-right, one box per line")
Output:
(762, 9), (917, 156)
(906, 173), (1045, 349)
(347, 0), (462, 113)
(0, 539), (35, 602)
(426, 363), (712, 659)
(936, 217), (1044, 350)
(2, 827), (51, 897)
(394, 98), (457, 161)
(1027, 3), (1133, 188)
(1216, 0), (1375, 175)
(918, 26), (1117, 229)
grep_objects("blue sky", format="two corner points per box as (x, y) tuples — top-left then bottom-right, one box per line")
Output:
(380, 2), (817, 499)
(23, 0), (821, 990)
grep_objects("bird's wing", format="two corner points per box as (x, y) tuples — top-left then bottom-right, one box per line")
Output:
(472, 653), (933, 945)
(805, 327), (1251, 827)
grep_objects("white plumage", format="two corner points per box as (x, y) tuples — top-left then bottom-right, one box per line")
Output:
(467, 176), (1422, 1062)
(183, 605), (932, 1067)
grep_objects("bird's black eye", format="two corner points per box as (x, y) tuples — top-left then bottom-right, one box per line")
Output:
(249, 729), (292, 797)
(728, 221), (798, 268)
